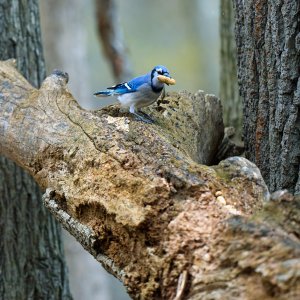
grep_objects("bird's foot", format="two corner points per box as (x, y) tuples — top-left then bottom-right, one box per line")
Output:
(139, 111), (155, 122)
(132, 112), (154, 124)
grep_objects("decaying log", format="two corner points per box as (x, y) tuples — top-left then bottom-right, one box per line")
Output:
(1, 59), (300, 299)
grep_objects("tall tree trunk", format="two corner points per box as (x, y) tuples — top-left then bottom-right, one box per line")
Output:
(233, 0), (300, 193)
(220, 0), (242, 138)
(0, 1), (72, 299)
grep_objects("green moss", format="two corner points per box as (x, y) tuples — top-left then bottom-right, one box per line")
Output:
(213, 166), (232, 183)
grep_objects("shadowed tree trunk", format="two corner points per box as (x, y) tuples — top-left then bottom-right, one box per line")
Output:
(0, 1), (72, 299)
(220, 0), (243, 139)
(233, 0), (300, 193)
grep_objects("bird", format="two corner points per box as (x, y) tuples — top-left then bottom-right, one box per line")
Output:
(93, 65), (176, 123)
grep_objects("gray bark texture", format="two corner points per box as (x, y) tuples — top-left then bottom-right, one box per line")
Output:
(0, 1), (72, 299)
(233, 0), (300, 193)
(220, 0), (243, 138)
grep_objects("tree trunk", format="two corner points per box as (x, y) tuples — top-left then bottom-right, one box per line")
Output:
(0, 1), (72, 299)
(1, 60), (300, 299)
(220, 0), (243, 138)
(233, 0), (300, 193)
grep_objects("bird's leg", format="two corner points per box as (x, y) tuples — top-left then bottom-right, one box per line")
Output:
(138, 110), (154, 123)
(161, 87), (166, 100)
(133, 112), (154, 124)
(129, 105), (154, 124)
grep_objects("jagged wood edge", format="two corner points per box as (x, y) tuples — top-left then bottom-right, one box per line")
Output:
(43, 188), (126, 281)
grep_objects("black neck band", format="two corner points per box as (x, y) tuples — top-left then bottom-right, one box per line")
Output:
(151, 69), (163, 93)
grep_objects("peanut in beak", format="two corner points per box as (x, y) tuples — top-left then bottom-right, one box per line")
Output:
(157, 75), (176, 85)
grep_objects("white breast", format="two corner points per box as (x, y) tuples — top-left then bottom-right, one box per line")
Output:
(117, 84), (161, 109)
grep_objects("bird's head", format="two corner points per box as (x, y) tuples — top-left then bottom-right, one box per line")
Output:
(151, 65), (176, 90)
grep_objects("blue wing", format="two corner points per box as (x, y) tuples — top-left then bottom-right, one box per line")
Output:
(94, 74), (149, 97)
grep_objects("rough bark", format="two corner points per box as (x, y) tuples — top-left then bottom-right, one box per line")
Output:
(95, 0), (133, 83)
(0, 0), (45, 86)
(0, 1), (72, 299)
(1, 60), (300, 299)
(220, 0), (243, 138)
(233, 0), (300, 193)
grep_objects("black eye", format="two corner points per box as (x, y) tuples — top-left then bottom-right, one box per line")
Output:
(157, 70), (163, 75)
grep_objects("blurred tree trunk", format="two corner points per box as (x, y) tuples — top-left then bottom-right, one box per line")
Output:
(39, 0), (92, 108)
(220, 0), (242, 138)
(95, 0), (132, 83)
(233, 0), (300, 193)
(0, 1), (72, 299)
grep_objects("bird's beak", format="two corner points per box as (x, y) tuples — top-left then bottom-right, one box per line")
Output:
(157, 75), (176, 85)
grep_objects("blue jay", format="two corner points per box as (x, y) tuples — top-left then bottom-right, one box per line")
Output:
(94, 65), (176, 123)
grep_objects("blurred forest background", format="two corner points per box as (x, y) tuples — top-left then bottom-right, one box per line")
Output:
(39, 0), (220, 299)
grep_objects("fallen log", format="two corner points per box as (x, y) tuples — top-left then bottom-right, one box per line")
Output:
(0, 59), (299, 299)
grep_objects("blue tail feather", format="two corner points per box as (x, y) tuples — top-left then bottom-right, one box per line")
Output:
(93, 90), (113, 97)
